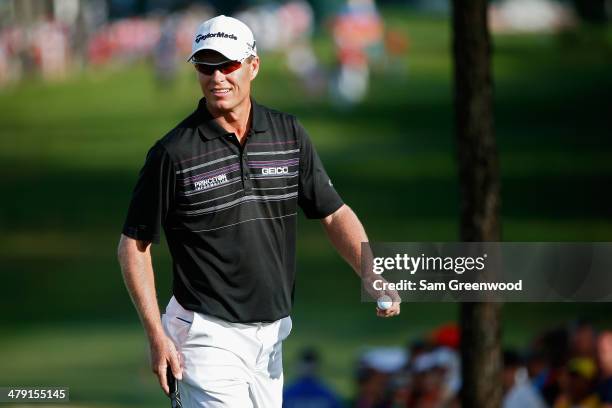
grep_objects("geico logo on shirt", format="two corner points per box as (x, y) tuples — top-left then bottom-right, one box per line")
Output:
(262, 167), (289, 175)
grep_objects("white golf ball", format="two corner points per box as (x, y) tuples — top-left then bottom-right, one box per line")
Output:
(377, 295), (393, 310)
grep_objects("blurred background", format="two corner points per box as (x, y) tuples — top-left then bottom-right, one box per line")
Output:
(1, 0), (611, 407)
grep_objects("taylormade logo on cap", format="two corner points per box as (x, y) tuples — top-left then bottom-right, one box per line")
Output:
(188, 15), (257, 63)
(195, 32), (238, 43)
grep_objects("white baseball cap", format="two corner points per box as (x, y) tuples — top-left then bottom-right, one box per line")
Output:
(188, 15), (257, 63)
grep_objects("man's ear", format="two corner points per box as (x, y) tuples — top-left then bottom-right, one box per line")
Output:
(250, 56), (260, 80)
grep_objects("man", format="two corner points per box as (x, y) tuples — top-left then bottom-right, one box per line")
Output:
(117, 15), (400, 408)
(502, 350), (547, 408)
(283, 348), (343, 408)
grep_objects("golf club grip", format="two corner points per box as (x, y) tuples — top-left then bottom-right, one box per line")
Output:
(167, 366), (176, 390)
(166, 367), (182, 408)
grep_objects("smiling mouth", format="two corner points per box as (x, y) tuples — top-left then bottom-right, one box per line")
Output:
(211, 89), (231, 95)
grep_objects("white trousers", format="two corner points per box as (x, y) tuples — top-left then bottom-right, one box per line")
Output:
(162, 296), (292, 408)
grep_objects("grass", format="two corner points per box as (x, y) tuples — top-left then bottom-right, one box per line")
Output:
(1, 9), (611, 407)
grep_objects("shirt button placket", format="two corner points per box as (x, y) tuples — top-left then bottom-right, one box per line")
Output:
(241, 147), (252, 193)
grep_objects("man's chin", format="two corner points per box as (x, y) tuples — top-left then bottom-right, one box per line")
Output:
(206, 99), (233, 113)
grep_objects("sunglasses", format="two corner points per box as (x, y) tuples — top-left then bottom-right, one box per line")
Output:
(194, 60), (242, 76)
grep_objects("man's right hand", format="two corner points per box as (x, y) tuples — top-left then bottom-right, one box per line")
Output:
(117, 235), (181, 394)
(149, 333), (183, 395)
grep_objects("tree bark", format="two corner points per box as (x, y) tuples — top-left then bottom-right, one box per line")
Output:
(452, 1), (503, 407)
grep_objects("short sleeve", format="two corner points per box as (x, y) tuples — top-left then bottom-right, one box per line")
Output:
(122, 142), (175, 244)
(295, 118), (344, 219)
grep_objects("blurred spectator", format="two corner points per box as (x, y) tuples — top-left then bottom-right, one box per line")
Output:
(347, 320), (612, 408)
(355, 347), (407, 408)
(502, 350), (547, 408)
(570, 320), (598, 359)
(0, 35), (14, 85)
(489, 0), (576, 33)
(407, 340), (427, 369)
(152, 13), (178, 87)
(0, 1), (213, 84)
(405, 348), (460, 408)
(532, 327), (569, 405)
(283, 348), (343, 408)
(279, 1), (327, 96)
(361, 348), (408, 375)
(355, 367), (391, 408)
(554, 358), (601, 408)
(430, 323), (460, 351)
(329, 0), (384, 107)
(235, 1), (326, 96)
(526, 350), (550, 395)
(88, 17), (160, 65)
(382, 28), (409, 80)
(360, 337), (461, 408)
(431, 347), (461, 403)
(597, 332), (612, 407)
(32, 19), (70, 80)
(412, 352), (446, 408)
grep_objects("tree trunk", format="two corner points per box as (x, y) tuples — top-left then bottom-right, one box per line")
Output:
(451, 1), (503, 407)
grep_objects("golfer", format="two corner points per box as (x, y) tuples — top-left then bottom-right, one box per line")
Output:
(117, 15), (399, 408)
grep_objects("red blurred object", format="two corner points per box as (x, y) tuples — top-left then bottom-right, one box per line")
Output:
(87, 18), (160, 66)
(431, 323), (461, 350)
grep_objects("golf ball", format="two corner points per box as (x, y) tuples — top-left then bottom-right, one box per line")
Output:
(377, 295), (393, 310)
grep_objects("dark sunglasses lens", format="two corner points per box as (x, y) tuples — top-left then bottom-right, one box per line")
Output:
(195, 64), (214, 75)
(219, 61), (242, 74)
(195, 61), (242, 75)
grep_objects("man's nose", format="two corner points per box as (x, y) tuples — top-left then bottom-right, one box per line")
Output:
(211, 69), (226, 82)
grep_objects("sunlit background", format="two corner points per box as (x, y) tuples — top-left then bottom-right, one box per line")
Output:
(1, 0), (611, 407)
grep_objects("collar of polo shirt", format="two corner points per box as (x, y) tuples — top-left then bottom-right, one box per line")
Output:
(196, 98), (268, 141)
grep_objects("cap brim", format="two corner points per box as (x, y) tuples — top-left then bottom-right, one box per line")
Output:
(190, 56), (232, 65)
(187, 46), (239, 63)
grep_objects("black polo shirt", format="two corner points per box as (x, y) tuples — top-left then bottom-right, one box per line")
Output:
(122, 98), (343, 323)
